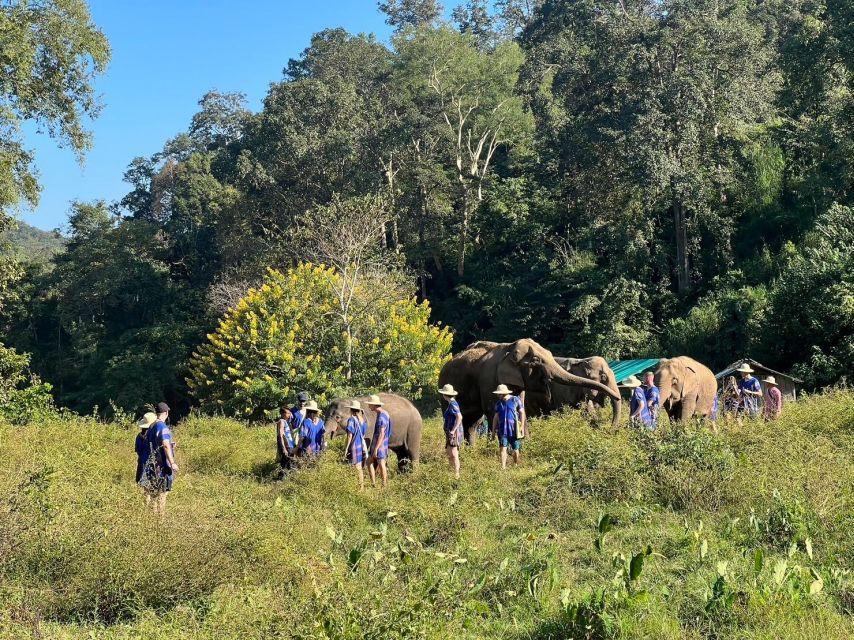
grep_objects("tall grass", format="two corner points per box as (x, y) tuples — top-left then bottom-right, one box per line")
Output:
(1, 390), (853, 639)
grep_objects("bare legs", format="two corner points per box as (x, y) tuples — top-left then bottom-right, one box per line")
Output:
(499, 446), (520, 469)
(354, 464), (364, 490)
(446, 445), (460, 479)
(367, 456), (388, 488)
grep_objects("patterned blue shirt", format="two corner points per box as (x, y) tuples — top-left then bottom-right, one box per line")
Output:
(739, 376), (761, 416)
(630, 388), (653, 426)
(494, 396), (523, 439)
(145, 420), (174, 474)
(299, 418), (325, 455)
(372, 410), (392, 453)
(346, 416), (367, 461)
(443, 399), (461, 433)
(278, 418), (296, 449)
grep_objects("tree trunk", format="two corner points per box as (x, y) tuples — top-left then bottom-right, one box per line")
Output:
(457, 188), (470, 277)
(674, 200), (689, 293)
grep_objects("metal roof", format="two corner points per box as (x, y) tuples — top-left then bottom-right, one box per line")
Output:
(715, 358), (803, 383)
(607, 359), (661, 383)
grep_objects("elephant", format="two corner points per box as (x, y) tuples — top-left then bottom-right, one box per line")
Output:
(653, 356), (718, 421)
(552, 356), (621, 427)
(325, 393), (422, 471)
(438, 338), (622, 444)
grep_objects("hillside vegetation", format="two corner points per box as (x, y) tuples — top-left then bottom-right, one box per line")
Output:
(2, 391), (853, 639)
(1, 222), (65, 264)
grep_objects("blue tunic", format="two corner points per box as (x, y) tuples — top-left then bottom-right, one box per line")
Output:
(145, 420), (174, 475)
(494, 396), (523, 440)
(299, 418), (325, 455)
(371, 410), (392, 460)
(630, 388), (653, 427)
(739, 376), (761, 417)
(645, 385), (660, 422)
(346, 416), (367, 464)
(443, 399), (463, 447)
(135, 432), (149, 483)
(290, 407), (306, 440)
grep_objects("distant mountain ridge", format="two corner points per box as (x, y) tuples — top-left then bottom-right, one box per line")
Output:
(2, 221), (66, 264)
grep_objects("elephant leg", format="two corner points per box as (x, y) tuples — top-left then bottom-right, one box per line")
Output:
(463, 413), (481, 445)
(680, 397), (697, 421)
(391, 445), (411, 473)
(406, 435), (421, 468)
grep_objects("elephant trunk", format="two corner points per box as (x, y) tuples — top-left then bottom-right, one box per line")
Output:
(610, 393), (622, 427)
(549, 362), (621, 401)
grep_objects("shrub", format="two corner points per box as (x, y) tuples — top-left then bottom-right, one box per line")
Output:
(187, 263), (453, 417)
(0, 343), (55, 424)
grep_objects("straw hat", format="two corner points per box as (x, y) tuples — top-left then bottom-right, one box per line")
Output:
(348, 400), (363, 411)
(438, 383), (458, 397)
(137, 412), (157, 429)
(762, 375), (778, 386)
(366, 394), (384, 406)
(493, 383), (513, 396)
(735, 363), (754, 373)
(620, 375), (642, 388)
(304, 400), (319, 413)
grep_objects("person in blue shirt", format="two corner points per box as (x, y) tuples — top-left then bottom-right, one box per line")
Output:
(135, 412), (156, 489)
(439, 384), (463, 479)
(624, 376), (654, 429)
(366, 395), (392, 488)
(297, 401), (325, 457)
(289, 392), (309, 443)
(276, 406), (296, 471)
(643, 371), (660, 427)
(344, 400), (368, 490)
(145, 402), (179, 517)
(736, 363), (762, 418)
(491, 384), (526, 469)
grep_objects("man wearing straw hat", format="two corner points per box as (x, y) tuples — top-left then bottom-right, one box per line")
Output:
(491, 384), (526, 469)
(762, 375), (783, 421)
(297, 400), (325, 456)
(736, 363), (762, 418)
(622, 376), (653, 429)
(439, 384), (463, 479)
(365, 395), (392, 488)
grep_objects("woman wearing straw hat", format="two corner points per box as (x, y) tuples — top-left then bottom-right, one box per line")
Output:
(762, 375), (783, 421)
(736, 363), (762, 418)
(622, 376), (653, 429)
(297, 400), (326, 456)
(344, 400), (369, 489)
(439, 384), (463, 479)
(135, 412), (156, 502)
(365, 395), (392, 488)
(491, 384), (526, 469)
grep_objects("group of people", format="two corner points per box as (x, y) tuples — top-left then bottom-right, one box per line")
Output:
(132, 364), (785, 509)
(275, 392), (392, 489)
(621, 363), (784, 429)
(440, 382), (527, 476)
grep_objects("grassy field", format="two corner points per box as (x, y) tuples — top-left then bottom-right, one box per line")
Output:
(1, 392), (853, 639)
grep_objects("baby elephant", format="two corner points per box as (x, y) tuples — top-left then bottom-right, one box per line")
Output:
(325, 393), (422, 471)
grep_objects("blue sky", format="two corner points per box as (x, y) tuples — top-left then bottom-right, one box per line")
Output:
(21, 0), (393, 231)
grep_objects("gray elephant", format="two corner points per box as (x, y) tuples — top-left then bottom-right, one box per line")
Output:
(552, 356), (621, 427)
(325, 393), (422, 471)
(653, 356), (718, 421)
(438, 338), (621, 444)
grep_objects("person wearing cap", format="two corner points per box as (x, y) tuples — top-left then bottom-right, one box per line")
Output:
(276, 406), (296, 471)
(289, 392), (309, 443)
(365, 395), (392, 488)
(643, 371), (660, 427)
(623, 376), (653, 428)
(145, 402), (179, 516)
(762, 375), (783, 421)
(491, 384), (526, 469)
(736, 363), (762, 418)
(135, 412), (156, 490)
(297, 401), (325, 456)
(344, 401), (368, 489)
(439, 384), (463, 479)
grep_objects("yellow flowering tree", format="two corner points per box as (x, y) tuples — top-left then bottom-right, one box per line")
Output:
(187, 263), (452, 417)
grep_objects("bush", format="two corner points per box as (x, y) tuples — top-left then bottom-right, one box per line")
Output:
(0, 343), (55, 424)
(187, 263), (453, 417)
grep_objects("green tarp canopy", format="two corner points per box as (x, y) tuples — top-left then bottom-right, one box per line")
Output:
(606, 359), (661, 383)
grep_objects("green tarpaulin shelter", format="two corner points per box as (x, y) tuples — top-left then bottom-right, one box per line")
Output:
(607, 359), (661, 383)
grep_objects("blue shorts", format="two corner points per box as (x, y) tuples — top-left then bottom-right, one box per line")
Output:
(499, 436), (522, 451)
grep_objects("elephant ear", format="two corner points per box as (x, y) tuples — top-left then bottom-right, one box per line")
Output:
(497, 342), (529, 391)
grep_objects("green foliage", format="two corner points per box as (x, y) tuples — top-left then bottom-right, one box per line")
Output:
(0, 342), (54, 424)
(0, 393), (852, 637)
(0, 221), (65, 265)
(188, 263), (452, 416)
